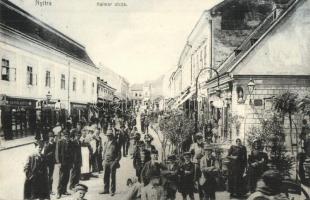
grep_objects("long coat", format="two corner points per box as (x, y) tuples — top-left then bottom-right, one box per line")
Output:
(178, 161), (195, 194)
(24, 153), (50, 200)
(227, 144), (247, 194)
(56, 138), (74, 166)
(248, 150), (268, 192)
(102, 139), (121, 167)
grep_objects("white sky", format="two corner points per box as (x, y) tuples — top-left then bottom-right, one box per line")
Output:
(9, 0), (221, 84)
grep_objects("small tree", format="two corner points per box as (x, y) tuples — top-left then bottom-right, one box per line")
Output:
(273, 91), (298, 153)
(247, 115), (294, 177)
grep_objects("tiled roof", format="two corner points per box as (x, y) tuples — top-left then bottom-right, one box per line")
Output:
(0, 0), (95, 67)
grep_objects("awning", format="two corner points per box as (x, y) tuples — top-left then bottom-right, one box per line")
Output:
(172, 89), (195, 109)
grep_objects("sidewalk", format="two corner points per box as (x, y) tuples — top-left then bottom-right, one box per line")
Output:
(0, 136), (36, 151)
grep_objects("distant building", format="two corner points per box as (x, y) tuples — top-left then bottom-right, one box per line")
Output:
(0, 0), (98, 140)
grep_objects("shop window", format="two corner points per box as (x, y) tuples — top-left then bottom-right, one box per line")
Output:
(61, 74), (66, 89)
(1, 59), (10, 81)
(45, 71), (51, 87)
(82, 80), (86, 93)
(27, 66), (33, 85)
(73, 77), (77, 91)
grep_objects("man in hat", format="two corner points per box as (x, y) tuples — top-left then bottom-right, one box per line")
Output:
(121, 124), (130, 157)
(161, 154), (179, 200)
(145, 134), (156, 153)
(24, 140), (50, 200)
(69, 129), (83, 190)
(140, 149), (165, 186)
(199, 144), (220, 200)
(189, 132), (205, 200)
(56, 126), (74, 199)
(178, 152), (195, 200)
(44, 130), (56, 195)
(247, 170), (288, 200)
(141, 170), (166, 200)
(99, 128), (121, 196)
(71, 183), (88, 200)
(133, 141), (151, 181)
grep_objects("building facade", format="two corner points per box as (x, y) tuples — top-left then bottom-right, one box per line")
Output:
(0, 0), (98, 140)
(168, 0), (310, 149)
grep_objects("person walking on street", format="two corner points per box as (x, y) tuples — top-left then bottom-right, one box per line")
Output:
(178, 152), (195, 200)
(56, 124), (74, 199)
(189, 132), (205, 200)
(145, 134), (156, 153)
(69, 129), (82, 190)
(248, 139), (268, 193)
(227, 138), (247, 198)
(121, 125), (130, 157)
(199, 144), (220, 200)
(140, 149), (165, 186)
(44, 131), (56, 195)
(99, 128), (121, 196)
(161, 154), (179, 200)
(24, 140), (50, 200)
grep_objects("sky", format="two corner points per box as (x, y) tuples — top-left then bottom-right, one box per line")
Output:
(9, 0), (221, 84)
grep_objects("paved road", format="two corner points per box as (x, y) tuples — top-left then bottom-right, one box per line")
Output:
(0, 113), (303, 200)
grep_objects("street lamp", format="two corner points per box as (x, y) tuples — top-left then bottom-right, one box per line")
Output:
(247, 78), (255, 105)
(195, 67), (221, 133)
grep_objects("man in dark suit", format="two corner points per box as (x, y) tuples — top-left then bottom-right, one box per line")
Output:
(69, 128), (82, 190)
(44, 130), (56, 195)
(56, 126), (74, 199)
(99, 129), (121, 196)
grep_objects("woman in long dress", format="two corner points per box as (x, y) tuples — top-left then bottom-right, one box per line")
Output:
(80, 127), (91, 180)
(129, 127), (138, 156)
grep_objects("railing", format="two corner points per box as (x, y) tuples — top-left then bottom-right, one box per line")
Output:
(216, 0), (298, 74)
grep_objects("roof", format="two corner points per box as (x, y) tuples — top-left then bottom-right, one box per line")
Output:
(231, 0), (310, 76)
(131, 84), (143, 91)
(0, 0), (95, 67)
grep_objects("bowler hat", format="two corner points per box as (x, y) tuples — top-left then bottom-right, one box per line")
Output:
(183, 151), (191, 157)
(74, 183), (88, 192)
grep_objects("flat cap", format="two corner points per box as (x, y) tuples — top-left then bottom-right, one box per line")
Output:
(74, 183), (88, 192)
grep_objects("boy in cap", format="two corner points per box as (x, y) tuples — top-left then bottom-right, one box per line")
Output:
(141, 171), (166, 200)
(24, 140), (50, 200)
(44, 130), (56, 195)
(178, 152), (195, 200)
(200, 144), (220, 200)
(162, 154), (179, 200)
(140, 149), (165, 186)
(71, 183), (88, 200)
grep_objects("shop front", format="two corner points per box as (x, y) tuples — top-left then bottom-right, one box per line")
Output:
(0, 96), (36, 140)
(70, 102), (88, 127)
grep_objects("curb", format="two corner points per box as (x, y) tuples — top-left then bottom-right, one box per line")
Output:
(0, 141), (35, 152)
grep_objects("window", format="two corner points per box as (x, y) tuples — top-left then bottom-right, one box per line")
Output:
(73, 77), (76, 91)
(27, 66), (33, 85)
(61, 74), (66, 89)
(91, 82), (95, 94)
(82, 80), (86, 93)
(1, 59), (9, 81)
(45, 71), (51, 87)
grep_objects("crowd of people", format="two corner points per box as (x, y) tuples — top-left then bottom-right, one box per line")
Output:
(22, 108), (309, 200)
